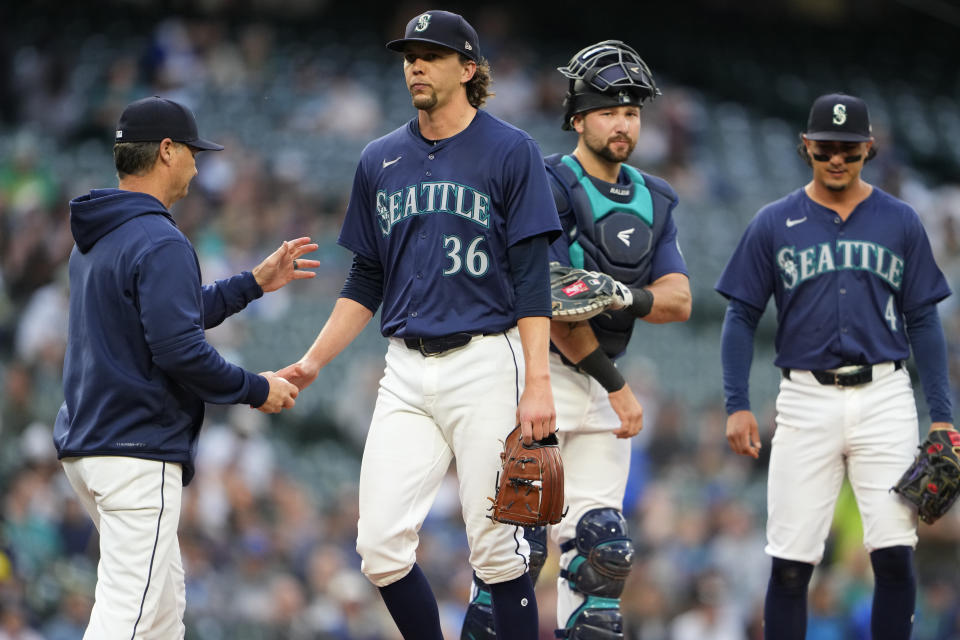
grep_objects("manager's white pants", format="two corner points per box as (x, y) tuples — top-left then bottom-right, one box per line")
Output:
(62, 456), (185, 640)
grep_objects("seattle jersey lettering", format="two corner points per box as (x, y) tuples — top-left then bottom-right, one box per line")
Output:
(776, 239), (904, 290)
(376, 182), (491, 236)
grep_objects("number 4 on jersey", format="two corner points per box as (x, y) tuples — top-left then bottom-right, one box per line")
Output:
(885, 294), (898, 331)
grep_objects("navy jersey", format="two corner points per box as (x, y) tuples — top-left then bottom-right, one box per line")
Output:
(716, 187), (950, 369)
(338, 110), (561, 338)
(546, 155), (687, 357)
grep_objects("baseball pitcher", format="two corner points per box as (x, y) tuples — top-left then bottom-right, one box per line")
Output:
(277, 10), (561, 640)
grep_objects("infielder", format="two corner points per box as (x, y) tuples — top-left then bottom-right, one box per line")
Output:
(462, 40), (691, 640)
(54, 96), (312, 638)
(277, 10), (561, 640)
(716, 93), (955, 640)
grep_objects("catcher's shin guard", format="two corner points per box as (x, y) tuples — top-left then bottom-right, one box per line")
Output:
(526, 525), (548, 584)
(461, 527), (548, 640)
(558, 508), (634, 639)
(559, 605), (624, 639)
(461, 575), (497, 640)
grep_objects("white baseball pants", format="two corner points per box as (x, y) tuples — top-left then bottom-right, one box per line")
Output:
(766, 362), (919, 563)
(357, 329), (531, 587)
(548, 353), (632, 628)
(62, 456), (185, 640)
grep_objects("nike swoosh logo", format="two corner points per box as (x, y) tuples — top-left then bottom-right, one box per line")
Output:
(382, 156), (401, 168)
(786, 217), (807, 228)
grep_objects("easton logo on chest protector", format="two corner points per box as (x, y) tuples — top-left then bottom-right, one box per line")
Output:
(375, 182), (491, 236)
(558, 155), (655, 270)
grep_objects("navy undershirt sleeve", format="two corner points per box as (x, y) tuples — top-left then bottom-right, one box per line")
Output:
(340, 253), (384, 313)
(508, 234), (551, 318)
(721, 298), (764, 414)
(905, 302), (954, 423)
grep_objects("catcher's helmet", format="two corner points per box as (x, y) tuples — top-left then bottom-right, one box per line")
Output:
(558, 40), (659, 130)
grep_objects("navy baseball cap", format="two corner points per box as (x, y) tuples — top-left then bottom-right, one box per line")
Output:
(115, 96), (224, 151)
(386, 10), (480, 62)
(804, 93), (872, 142)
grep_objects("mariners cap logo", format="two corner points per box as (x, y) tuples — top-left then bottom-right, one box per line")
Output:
(832, 103), (847, 125)
(415, 13), (431, 32)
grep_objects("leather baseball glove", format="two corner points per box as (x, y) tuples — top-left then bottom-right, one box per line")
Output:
(489, 426), (565, 527)
(550, 262), (631, 322)
(892, 428), (960, 524)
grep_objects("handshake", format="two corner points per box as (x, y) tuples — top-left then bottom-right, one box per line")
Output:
(256, 371), (300, 414)
(255, 359), (322, 414)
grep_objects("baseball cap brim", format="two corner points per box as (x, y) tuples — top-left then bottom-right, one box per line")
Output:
(804, 131), (872, 142)
(183, 136), (224, 151)
(386, 38), (476, 61)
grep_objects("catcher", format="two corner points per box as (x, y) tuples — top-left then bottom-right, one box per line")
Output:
(463, 40), (691, 640)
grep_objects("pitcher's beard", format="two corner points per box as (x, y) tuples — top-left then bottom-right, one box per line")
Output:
(412, 93), (438, 110)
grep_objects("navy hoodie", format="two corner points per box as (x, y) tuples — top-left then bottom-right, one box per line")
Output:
(54, 189), (269, 485)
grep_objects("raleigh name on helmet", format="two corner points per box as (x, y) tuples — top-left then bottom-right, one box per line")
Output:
(558, 39), (660, 130)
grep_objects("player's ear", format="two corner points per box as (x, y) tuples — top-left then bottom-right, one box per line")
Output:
(461, 59), (477, 84)
(796, 133), (813, 167)
(572, 114), (585, 134)
(158, 138), (176, 166)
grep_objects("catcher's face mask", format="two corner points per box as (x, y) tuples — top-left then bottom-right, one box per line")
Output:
(558, 40), (659, 130)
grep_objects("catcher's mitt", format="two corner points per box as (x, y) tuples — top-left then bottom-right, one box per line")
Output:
(550, 262), (627, 322)
(892, 428), (960, 524)
(488, 426), (565, 527)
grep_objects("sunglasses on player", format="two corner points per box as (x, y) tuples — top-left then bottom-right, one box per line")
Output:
(809, 144), (863, 163)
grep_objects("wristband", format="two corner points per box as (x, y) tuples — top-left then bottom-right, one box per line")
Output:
(575, 347), (625, 393)
(628, 287), (654, 317)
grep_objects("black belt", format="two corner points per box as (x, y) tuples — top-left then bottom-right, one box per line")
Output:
(781, 361), (901, 387)
(403, 332), (477, 356)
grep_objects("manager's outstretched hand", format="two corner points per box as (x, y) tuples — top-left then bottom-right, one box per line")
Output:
(253, 237), (321, 293)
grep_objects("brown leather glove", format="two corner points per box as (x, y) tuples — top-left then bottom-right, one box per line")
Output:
(489, 426), (566, 527)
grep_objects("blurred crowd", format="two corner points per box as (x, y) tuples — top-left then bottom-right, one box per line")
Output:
(3, 8), (960, 640)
